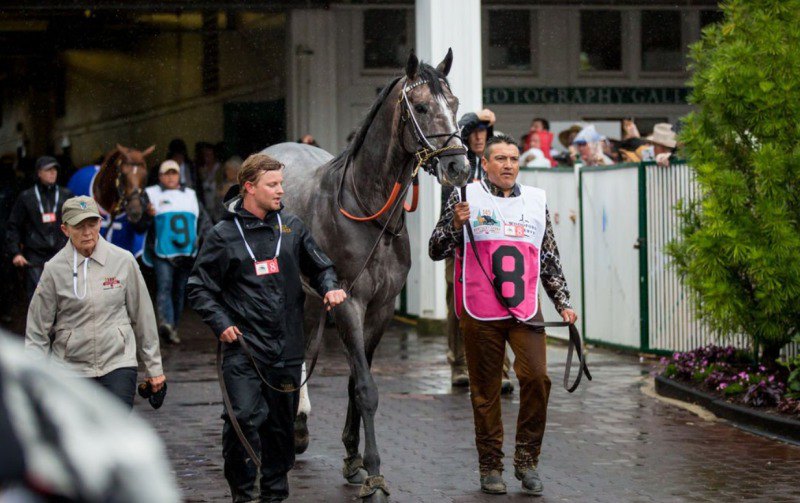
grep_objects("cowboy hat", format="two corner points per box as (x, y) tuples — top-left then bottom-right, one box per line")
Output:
(646, 123), (677, 149)
(558, 125), (583, 148)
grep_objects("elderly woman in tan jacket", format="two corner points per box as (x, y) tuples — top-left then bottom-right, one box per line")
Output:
(25, 196), (165, 409)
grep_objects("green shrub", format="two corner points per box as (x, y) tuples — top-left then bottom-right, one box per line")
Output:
(778, 335), (800, 398)
(670, 0), (800, 363)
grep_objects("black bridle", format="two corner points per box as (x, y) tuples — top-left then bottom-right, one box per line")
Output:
(336, 76), (467, 226)
(397, 78), (467, 183)
(105, 157), (148, 237)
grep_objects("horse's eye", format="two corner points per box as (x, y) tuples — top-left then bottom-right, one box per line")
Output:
(414, 104), (428, 114)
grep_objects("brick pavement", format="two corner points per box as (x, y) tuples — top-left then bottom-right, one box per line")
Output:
(122, 309), (800, 503)
(6, 304), (798, 502)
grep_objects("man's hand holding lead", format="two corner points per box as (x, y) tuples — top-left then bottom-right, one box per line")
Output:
(453, 202), (471, 231)
(220, 325), (242, 343)
(324, 289), (347, 311)
(561, 309), (578, 325)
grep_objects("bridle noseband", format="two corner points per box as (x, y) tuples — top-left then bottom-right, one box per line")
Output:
(111, 157), (148, 217)
(337, 77), (467, 224)
(398, 78), (467, 182)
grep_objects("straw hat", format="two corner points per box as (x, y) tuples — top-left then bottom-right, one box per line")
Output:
(646, 123), (677, 149)
(558, 124), (583, 148)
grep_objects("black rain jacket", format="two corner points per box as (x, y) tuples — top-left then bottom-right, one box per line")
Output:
(187, 196), (338, 366)
(6, 182), (73, 265)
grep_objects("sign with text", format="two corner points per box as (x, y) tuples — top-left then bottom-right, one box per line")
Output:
(483, 87), (690, 106)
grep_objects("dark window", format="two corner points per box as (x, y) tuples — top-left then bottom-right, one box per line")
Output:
(363, 9), (409, 70)
(700, 10), (724, 29)
(641, 10), (683, 72)
(202, 11), (220, 95)
(580, 10), (622, 72)
(488, 10), (532, 72)
(55, 64), (66, 118)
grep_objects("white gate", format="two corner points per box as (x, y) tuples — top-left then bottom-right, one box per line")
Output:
(580, 166), (641, 349)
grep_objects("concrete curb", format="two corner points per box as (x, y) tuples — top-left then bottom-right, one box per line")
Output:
(655, 375), (800, 443)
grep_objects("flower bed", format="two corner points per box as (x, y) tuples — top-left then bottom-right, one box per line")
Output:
(659, 343), (800, 418)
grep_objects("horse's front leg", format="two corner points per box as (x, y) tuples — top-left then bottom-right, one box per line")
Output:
(334, 300), (389, 502)
(342, 374), (367, 484)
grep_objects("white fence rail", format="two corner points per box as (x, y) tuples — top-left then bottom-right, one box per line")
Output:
(514, 162), (796, 357)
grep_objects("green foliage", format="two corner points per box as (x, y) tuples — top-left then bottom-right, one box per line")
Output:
(670, 0), (800, 357)
(777, 335), (800, 398)
(723, 382), (745, 396)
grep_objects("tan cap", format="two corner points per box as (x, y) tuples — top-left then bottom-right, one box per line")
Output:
(62, 196), (102, 226)
(159, 159), (181, 175)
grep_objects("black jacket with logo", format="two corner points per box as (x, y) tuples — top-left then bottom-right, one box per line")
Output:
(187, 196), (338, 366)
(6, 182), (73, 265)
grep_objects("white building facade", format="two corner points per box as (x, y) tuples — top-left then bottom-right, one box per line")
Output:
(288, 0), (718, 321)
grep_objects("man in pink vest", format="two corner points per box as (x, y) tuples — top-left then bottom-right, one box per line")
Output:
(429, 134), (577, 496)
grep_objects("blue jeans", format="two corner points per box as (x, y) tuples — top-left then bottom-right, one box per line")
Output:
(154, 256), (191, 328)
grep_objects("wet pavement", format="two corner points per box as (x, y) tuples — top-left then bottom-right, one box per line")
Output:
(124, 309), (800, 503)
(6, 307), (800, 502)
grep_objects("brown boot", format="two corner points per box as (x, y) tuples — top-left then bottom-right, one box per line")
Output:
(480, 469), (507, 494)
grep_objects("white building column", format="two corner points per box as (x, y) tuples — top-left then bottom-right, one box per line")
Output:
(405, 0), (482, 322)
(288, 10), (338, 151)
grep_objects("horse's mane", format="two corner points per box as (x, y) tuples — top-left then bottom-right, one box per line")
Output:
(330, 62), (449, 172)
(93, 148), (123, 213)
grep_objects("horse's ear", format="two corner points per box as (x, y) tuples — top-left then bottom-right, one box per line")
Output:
(116, 143), (129, 154)
(142, 145), (156, 157)
(405, 49), (419, 80)
(436, 48), (453, 77)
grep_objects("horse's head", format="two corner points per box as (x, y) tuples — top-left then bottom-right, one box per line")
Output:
(396, 49), (470, 188)
(94, 144), (155, 224)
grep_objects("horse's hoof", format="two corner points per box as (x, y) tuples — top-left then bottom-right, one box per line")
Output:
(346, 467), (368, 485)
(361, 488), (389, 502)
(294, 412), (309, 454)
(343, 454), (366, 485)
(358, 475), (390, 501)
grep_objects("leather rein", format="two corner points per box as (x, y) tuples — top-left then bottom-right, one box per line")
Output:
(337, 77), (466, 222)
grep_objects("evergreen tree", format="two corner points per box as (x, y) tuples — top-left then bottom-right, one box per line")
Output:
(670, 0), (800, 363)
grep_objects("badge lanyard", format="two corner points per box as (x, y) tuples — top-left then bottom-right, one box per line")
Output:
(34, 185), (59, 223)
(73, 248), (88, 299)
(234, 215), (282, 276)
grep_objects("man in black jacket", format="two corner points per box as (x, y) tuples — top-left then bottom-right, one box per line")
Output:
(188, 153), (346, 503)
(6, 156), (73, 302)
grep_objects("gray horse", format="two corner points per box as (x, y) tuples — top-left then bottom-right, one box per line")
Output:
(263, 50), (470, 501)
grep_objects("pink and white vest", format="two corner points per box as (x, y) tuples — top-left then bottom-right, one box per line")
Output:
(455, 182), (547, 321)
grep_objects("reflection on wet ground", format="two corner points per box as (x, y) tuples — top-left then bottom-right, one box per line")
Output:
(135, 310), (800, 502)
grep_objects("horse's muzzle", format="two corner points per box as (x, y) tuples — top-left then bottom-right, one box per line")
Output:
(442, 154), (471, 187)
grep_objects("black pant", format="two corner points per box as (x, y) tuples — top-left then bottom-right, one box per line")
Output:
(94, 367), (138, 409)
(221, 352), (301, 502)
(24, 264), (44, 303)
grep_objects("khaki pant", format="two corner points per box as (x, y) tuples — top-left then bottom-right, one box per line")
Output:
(445, 258), (510, 375)
(461, 309), (550, 474)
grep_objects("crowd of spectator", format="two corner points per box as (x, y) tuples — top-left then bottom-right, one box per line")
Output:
(515, 116), (679, 169)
